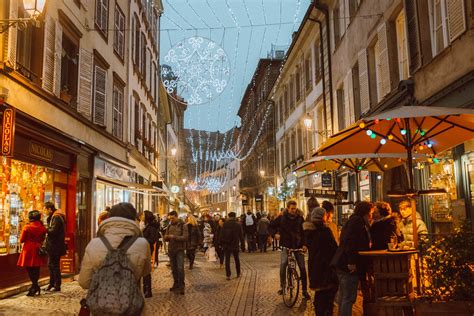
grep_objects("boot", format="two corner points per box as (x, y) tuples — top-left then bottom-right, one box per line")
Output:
(144, 286), (152, 298)
(189, 262), (194, 270)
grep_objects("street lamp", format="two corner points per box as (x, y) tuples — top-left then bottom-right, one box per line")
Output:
(170, 146), (177, 157)
(182, 178), (187, 184)
(259, 169), (265, 177)
(0, 0), (46, 33)
(303, 113), (313, 129)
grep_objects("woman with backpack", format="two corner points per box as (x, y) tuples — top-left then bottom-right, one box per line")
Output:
(17, 210), (47, 296)
(142, 210), (159, 298)
(185, 214), (202, 269)
(79, 203), (151, 315)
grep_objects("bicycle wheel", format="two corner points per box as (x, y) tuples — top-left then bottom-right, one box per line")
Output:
(282, 267), (300, 307)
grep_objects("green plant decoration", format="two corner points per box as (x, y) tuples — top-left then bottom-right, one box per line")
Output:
(419, 221), (474, 301)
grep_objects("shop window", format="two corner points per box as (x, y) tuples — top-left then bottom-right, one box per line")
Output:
(16, 3), (44, 84)
(0, 160), (67, 256)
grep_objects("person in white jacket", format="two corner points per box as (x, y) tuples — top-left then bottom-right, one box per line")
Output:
(398, 200), (428, 242)
(79, 202), (151, 291)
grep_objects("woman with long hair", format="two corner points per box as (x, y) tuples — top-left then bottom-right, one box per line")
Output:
(17, 210), (47, 296)
(186, 214), (202, 269)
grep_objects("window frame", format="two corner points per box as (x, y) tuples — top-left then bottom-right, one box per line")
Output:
(113, 3), (125, 60)
(428, 0), (449, 56)
(112, 80), (124, 140)
(95, 0), (109, 39)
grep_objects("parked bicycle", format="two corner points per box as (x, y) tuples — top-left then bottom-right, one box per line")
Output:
(281, 247), (305, 307)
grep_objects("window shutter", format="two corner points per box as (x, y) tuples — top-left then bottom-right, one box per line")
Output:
(343, 74), (351, 127)
(53, 23), (62, 97)
(347, 70), (355, 124)
(6, 0), (18, 68)
(358, 49), (370, 114)
(403, 0), (421, 74)
(447, 0), (466, 42)
(77, 49), (93, 119)
(93, 66), (107, 126)
(377, 23), (391, 99)
(42, 16), (56, 93)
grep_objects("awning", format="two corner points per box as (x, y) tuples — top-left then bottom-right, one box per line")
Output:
(97, 177), (170, 196)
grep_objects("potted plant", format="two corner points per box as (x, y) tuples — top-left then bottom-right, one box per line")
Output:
(416, 222), (474, 315)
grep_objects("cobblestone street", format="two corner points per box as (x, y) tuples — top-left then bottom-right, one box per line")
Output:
(0, 251), (362, 315)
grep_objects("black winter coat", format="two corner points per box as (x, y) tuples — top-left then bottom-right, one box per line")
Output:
(270, 211), (306, 249)
(143, 220), (160, 249)
(186, 224), (202, 250)
(304, 221), (338, 290)
(370, 216), (402, 250)
(219, 218), (245, 251)
(46, 212), (66, 256)
(331, 214), (371, 278)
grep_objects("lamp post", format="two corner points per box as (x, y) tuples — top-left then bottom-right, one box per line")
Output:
(0, 0), (46, 33)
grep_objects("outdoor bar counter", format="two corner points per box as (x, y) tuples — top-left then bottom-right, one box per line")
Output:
(359, 249), (418, 316)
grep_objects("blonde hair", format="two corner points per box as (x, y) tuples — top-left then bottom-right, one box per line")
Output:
(187, 214), (198, 226)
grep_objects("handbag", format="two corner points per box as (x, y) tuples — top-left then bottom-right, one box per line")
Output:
(78, 299), (90, 316)
(37, 246), (48, 256)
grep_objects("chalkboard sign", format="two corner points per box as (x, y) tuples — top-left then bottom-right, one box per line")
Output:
(242, 200), (249, 206)
(255, 195), (263, 202)
(321, 172), (333, 187)
(304, 189), (348, 200)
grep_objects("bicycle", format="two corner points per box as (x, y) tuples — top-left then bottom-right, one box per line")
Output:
(281, 247), (305, 307)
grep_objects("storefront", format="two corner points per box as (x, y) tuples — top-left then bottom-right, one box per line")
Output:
(0, 109), (78, 289)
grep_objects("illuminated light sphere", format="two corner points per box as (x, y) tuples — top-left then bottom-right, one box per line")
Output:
(418, 145), (424, 151)
(427, 143), (433, 148)
(162, 36), (230, 106)
(358, 166), (363, 171)
(374, 119), (379, 124)
(395, 118), (401, 123)
(370, 133), (376, 139)
(433, 158), (440, 164)
(428, 158), (433, 163)
(388, 134), (394, 140)
(420, 131), (426, 136)
(377, 175), (382, 180)
(366, 130), (373, 136)
(359, 122), (366, 129)
(383, 164), (388, 168)
(400, 129), (407, 135)
(380, 138), (387, 145)
(386, 117), (392, 121)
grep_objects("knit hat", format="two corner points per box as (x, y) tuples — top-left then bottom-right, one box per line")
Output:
(310, 207), (326, 222)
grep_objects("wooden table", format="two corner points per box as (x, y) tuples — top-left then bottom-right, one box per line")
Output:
(359, 250), (418, 316)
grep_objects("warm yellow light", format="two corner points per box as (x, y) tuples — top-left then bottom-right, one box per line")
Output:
(359, 122), (365, 129)
(388, 134), (394, 140)
(303, 113), (312, 129)
(170, 146), (177, 156)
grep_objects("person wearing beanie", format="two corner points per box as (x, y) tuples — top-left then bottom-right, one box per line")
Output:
(17, 210), (47, 296)
(322, 201), (339, 245)
(304, 206), (338, 315)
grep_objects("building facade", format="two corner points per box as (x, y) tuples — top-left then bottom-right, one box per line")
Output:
(0, 0), (165, 289)
(238, 58), (282, 216)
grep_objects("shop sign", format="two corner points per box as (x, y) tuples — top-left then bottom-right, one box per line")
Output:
(255, 194), (263, 202)
(1, 107), (15, 157)
(29, 142), (53, 161)
(321, 173), (333, 188)
(304, 188), (348, 200)
(60, 233), (75, 274)
(104, 162), (124, 180)
(242, 200), (249, 206)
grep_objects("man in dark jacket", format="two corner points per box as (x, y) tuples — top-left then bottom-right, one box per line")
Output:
(271, 200), (310, 300)
(164, 211), (188, 295)
(44, 201), (66, 292)
(304, 207), (338, 315)
(331, 201), (373, 316)
(370, 201), (403, 250)
(219, 212), (245, 280)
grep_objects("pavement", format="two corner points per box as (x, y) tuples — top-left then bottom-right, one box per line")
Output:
(0, 251), (362, 315)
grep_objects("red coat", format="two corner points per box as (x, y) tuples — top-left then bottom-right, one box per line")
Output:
(17, 221), (47, 267)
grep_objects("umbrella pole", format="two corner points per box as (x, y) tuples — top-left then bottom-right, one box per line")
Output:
(404, 118), (418, 248)
(355, 170), (361, 201)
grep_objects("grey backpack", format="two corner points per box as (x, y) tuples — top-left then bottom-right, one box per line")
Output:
(85, 236), (144, 316)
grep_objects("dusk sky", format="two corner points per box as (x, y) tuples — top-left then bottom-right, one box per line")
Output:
(160, 0), (310, 132)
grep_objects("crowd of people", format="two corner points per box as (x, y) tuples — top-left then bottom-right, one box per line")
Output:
(16, 198), (427, 315)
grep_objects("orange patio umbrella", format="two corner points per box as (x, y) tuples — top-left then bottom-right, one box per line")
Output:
(313, 106), (474, 246)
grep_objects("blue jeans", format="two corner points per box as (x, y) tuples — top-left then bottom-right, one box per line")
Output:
(280, 248), (308, 292)
(169, 250), (185, 288)
(337, 270), (359, 316)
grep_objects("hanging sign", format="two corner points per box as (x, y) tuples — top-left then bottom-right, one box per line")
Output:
(242, 200), (249, 206)
(304, 189), (348, 200)
(1, 106), (15, 157)
(255, 194), (263, 202)
(321, 172), (333, 188)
